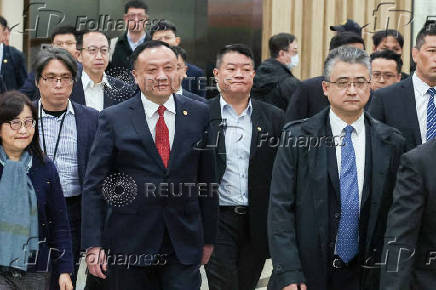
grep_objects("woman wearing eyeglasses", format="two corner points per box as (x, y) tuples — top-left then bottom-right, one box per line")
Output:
(0, 91), (73, 290)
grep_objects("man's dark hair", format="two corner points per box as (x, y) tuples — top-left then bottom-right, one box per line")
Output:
(370, 50), (403, 73)
(34, 47), (78, 83)
(268, 33), (296, 58)
(216, 44), (254, 68)
(171, 46), (187, 63)
(329, 31), (365, 51)
(372, 29), (404, 49)
(416, 20), (436, 49)
(0, 16), (7, 29)
(130, 40), (175, 68)
(150, 19), (177, 38)
(50, 25), (81, 43)
(76, 30), (110, 50)
(124, 0), (148, 14)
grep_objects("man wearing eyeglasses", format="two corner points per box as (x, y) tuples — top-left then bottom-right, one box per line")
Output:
(20, 25), (81, 100)
(370, 50), (402, 91)
(108, 0), (150, 76)
(73, 30), (134, 111)
(33, 47), (99, 290)
(268, 46), (405, 290)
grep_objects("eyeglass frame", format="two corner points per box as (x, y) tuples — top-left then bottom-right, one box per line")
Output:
(372, 71), (398, 80)
(79, 46), (110, 56)
(40, 75), (74, 85)
(6, 119), (36, 131)
(326, 78), (371, 89)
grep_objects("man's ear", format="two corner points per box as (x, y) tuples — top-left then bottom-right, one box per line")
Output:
(175, 37), (181, 46)
(321, 80), (329, 97)
(411, 47), (419, 64)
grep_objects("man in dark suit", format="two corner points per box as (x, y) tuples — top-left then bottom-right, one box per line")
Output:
(170, 46), (206, 103)
(268, 46), (405, 290)
(151, 20), (207, 98)
(74, 30), (134, 110)
(33, 47), (99, 289)
(380, 139), (436, 290)
(204, 44), (284, 290)
(285, 32), (365, 122)
(20, 25), (82, 100)
(82, 40), (218, 290)
(0, 16), (26, 93)
(369, 22), (436, 152)
(107, 0), (150, 77)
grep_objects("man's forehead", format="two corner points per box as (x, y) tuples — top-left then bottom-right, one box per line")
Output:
(127, 7), (147, 14)
(221, 52), (253, 65)
(138, 47), (176, 63)
(54, 34), (76, 41)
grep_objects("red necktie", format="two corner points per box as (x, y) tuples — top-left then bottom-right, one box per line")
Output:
(155, 105), (170, 168)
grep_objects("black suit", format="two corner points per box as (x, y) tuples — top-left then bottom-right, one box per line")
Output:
(369, 77), (421, 151)
(82, 92), (218, 289)
(380, 139), (436, 290)
(0, 45), (27, 93)
(284, 76), (328, 122)
(268, 107), (405, 290)
(181, 89), (206, 103)
(183, 63), (206, 98)
(205, 97), (284, 290)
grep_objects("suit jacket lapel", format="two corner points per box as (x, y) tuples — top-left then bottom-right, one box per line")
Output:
(402, 78), (422, 145)
(72, 102), (88, 185)
(360, 120), (372, 208)
(167, 95), (187, 170)
(129, 94), (165, 170)
(301, 108), (331, 267)
(365, 114), (393, 249)
(209, 98), (226, 181)
(325, 119), (340, 199)
(249, 99), (265, 160)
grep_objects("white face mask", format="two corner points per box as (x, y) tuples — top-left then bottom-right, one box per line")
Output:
(288, 54), (299, 70)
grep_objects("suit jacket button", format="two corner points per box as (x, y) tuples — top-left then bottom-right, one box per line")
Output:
(334, 213), (340, 219)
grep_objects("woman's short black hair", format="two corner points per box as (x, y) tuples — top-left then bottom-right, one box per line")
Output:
(0, 91), (44, 162)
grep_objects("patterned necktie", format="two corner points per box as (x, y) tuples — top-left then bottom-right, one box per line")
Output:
(336, 125), (359, 263)
(155, 105), (170, 168)
(426, 88), (436, 141)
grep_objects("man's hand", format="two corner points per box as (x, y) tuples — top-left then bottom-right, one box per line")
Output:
(58, 273), (73, 290)
(283, 283), (307, 290)
(201, 244), (214, 265)
(85, 247), (107, 279)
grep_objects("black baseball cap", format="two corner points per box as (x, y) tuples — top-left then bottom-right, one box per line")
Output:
(330, 19), (362, 35)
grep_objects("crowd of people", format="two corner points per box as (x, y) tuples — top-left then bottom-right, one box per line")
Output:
(0, 1), (435, 289)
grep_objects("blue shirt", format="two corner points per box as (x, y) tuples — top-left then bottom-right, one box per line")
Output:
(218, 96), (252, 206)
(38, 101), (81, 197)
(127, 32), (146, 52)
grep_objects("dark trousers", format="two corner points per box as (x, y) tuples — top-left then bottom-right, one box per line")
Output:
(0, 271), (50, 290)
(205, 207), (266, 290)
(49, 195), (81, 290)
(328, 256), (360, 290)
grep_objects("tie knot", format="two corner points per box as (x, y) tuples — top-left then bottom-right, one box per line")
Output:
(158, 105), (166, 116)
(344, 125), (354, 136)
(428, 88), (436, 98)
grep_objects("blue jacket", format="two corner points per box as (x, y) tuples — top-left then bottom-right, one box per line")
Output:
(0, 45), (27, 93)
(183, 63), (206, 98)
(0, 156), (73, 274)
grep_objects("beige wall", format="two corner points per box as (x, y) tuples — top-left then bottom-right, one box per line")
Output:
(263, 0), (413, 80)
(0, 0), (25, 51)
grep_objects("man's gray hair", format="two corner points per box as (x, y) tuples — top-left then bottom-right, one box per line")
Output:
(34, 47), (77, 83)
(323, 46), (370, 81)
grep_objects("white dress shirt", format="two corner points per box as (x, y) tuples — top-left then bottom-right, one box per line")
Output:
(81, 71), (112, 111)
(140, 93), (176, 149)
(412, 73), (436, 144)
(0, 43), (3, 73)
(329, 109), (365, 208)
(218, 96), (252, 206)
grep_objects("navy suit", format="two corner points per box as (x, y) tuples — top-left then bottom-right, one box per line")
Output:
(181, 89), (206, 103)
(0, 45), (27, 93)
(20, 63), (83, 101)
(82, 92), (218, 289)
(183, 63), (206, 98)
(0, 156), (73, 275)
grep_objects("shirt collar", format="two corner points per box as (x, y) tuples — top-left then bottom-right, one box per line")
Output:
(412, 72), (436, 98)
(39, 99), (75, 117)
(219, 96), (252, 117)
(329, 108), (364, 137)
(176, 87), (183, 95)
(127, 32), (146, 47)
(140, 93), (176, 119)
(81, 71), (112, 89)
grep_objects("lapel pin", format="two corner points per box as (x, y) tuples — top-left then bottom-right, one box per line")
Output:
(182, 110), (188, 116)
(3, 59), (7, 63)
(257, 127), (262, 132)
